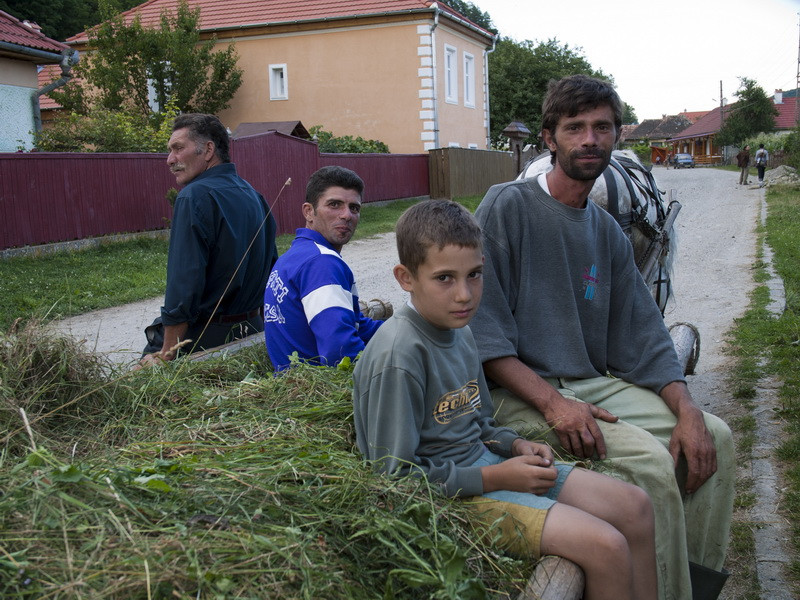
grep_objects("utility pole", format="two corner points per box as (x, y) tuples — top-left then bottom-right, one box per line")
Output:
(796, 13), (799, 125)
(720, 80), (725, 162)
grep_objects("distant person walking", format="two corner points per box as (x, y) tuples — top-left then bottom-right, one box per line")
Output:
(755, 143), (769, 187)
(736, 145), (750, 185)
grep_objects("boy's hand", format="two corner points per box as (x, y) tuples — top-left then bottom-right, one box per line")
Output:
(481, 454), (558, 495)
(512, 439), (555, 464)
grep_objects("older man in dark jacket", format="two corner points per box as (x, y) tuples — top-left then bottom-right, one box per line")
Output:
(736, 145), (751, 185)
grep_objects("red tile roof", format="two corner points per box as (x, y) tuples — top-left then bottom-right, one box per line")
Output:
(67, 0), (492, 43)
(677, 110), (709, 124)
(37, 65), (65, 110)
(672, 96), (798, 141)
(0, 9), (68, 56)
(773, 99), (797, 130)
(670, 106), (723, 141)
(618, 123), (637, 142)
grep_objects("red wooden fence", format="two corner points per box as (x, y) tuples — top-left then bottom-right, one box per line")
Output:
(0, 131), (429, 251)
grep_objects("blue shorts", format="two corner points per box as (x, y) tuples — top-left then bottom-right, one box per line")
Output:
(471, 450), (572, 508)
(463, 450), (574, 558)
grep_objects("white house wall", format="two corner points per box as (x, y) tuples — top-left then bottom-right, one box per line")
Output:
(0, 58), (37, 152)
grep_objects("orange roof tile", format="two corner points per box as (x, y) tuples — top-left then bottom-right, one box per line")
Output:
(0, 9), (68, 56)
(37, 64), (86, 110)
(670, 106), (723, 141)
(773, 98), (797, 130)
(677, 110), (709, 124)
(37, 65), (62, 110)
(673, 96), (798, 140)
(67, 0), (492, 43)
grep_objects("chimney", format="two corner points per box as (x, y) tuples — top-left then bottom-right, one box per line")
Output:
(22, 20), (42, 33)
(774, 89), (783, 105)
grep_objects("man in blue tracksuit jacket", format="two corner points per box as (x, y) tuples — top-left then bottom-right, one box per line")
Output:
(264, 166), (382, 370)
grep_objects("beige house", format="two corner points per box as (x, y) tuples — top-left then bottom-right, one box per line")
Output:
(62, 0), (496, 154)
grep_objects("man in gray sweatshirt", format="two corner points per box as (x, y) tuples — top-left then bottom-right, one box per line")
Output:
(470, 74), (733, 600)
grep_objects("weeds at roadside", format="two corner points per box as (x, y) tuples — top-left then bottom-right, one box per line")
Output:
(725, 183), (800, 597)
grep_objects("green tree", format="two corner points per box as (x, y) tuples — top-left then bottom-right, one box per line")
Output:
(716, 77), (778, 147)
(50, 0), (243, 118)
(444, 0), (497, 34)
(622, 102), (638, 125)
(488, 37), (609, 147)
(0, 0), (139, 42)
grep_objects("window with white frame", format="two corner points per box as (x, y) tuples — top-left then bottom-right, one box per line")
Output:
(269, 64), (288, 100)
(444, 45), (457, 104)
(146, 61), (171, 112)
(463, 52), (474, 107)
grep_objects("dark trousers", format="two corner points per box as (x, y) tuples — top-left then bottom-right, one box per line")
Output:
(738, 166), (749, 184)
(142, 315), (264, 357)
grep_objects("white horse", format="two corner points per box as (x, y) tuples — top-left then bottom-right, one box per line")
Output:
(518, 149), (679, 314)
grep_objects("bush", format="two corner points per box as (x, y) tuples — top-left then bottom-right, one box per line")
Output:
(34, 99), (178, 153)
(310, 125), (390, 153)
(629, 141), (651, 165)
(782, 127), (800, 171)
(741, 132), (784, 157)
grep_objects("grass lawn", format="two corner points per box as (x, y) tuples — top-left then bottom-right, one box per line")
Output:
(0, 195), (482, 330)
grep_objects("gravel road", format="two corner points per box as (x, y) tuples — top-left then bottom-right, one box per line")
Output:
(54, 165), (763, 402)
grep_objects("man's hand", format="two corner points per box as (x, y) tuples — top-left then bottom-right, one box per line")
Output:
(662, 382), (717, 493)
(483, 356), (618, 460)
(135, 349), (176, 370)
(541, 390), (618, 459)
(135, 323), (190, 370)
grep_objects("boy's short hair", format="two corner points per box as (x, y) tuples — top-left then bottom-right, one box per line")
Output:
(395, 199), (482, 274)
(306, 166), (364, 208)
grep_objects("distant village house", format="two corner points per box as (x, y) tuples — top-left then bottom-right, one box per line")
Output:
(43, 0), (496, 154)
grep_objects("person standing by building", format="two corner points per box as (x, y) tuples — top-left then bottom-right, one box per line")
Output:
(755, 143), (769, 187)
(736, 145), (751, 185)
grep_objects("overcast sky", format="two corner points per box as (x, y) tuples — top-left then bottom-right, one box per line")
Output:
(473, 0), (800, 121)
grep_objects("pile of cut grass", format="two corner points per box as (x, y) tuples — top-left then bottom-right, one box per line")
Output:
(0, 326), (528, 599)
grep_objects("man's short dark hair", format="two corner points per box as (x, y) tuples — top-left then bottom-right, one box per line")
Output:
(172, 113), (231, 163)
(395, 199), (482, 275)
(305, 166), (364, 208)
(541, 74), (623, 141)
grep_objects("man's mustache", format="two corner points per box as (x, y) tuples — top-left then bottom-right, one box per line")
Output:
(572, 149), (607, 159)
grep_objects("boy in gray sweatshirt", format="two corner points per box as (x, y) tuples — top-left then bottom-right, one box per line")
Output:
(353, 199), (657, 600)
